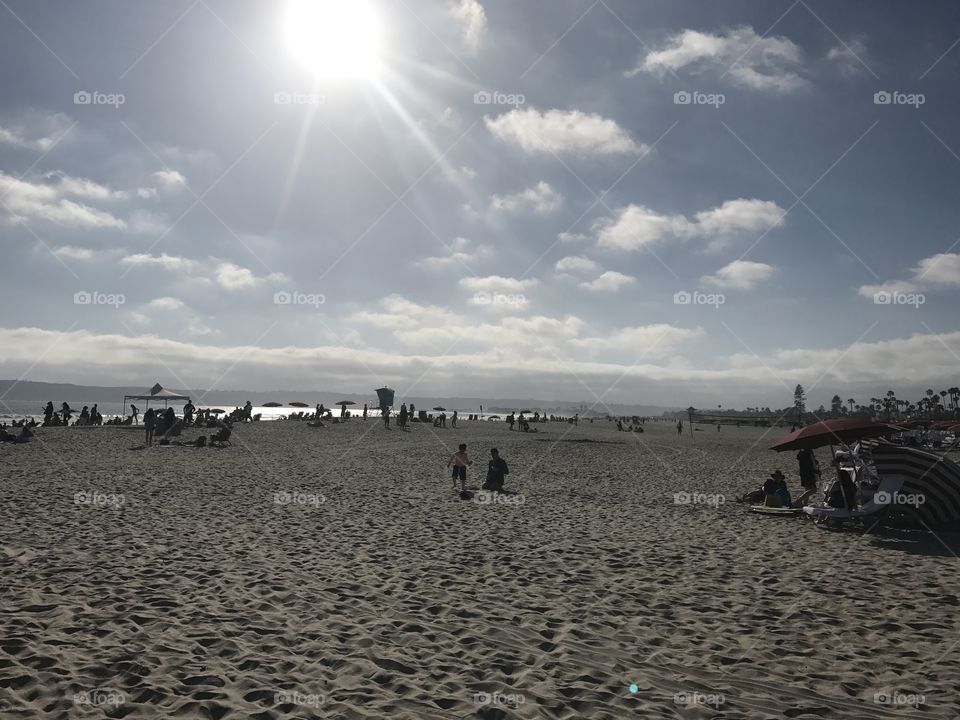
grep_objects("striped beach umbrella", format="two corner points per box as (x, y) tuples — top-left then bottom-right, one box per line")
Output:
(872, 444), (960, 529)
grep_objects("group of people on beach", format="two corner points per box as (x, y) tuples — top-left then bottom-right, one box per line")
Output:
(447, 443), (510, 494)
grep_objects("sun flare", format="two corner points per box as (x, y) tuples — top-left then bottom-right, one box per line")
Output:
(283, 0), (381, 80)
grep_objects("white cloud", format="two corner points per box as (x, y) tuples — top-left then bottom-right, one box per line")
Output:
(486, 107), (645, 156)
(417, 237), (491, 270)
(580, 270), (636, 293)
(595, 198), (785, 252)
(857, 252), (960, 300)
(451, 0), (487, 52)
(631, 26), (807, 92)
(555, 256), (600, 275)
(570, 324), (704, 356)
(826, 38), (868, 77)
(152, 169), (186, 191)
(0, 172), (126, 229)
(558, 231), (589, 243)
(459, 275), (539, 294)
(121, 253), (198, 272)
(215, 262), (286, 291)
(701, 260), (775, 290)
(0, 112), (72, 151)
(53, 245), (95, 261)
(147, 297), (186, 311)
(490, 181), (563, 215)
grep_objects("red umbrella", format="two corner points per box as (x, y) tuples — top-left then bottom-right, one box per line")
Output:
(770, 419), (903, 452)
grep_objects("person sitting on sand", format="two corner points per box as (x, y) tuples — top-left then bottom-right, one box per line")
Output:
(447, 443), (472, 492)
(761, 471), (791, 508)
(482, 448), (509, 492)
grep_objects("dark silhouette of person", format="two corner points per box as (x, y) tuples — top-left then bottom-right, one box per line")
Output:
(144, 408), (156, 447)
(483, 448), (509, 491)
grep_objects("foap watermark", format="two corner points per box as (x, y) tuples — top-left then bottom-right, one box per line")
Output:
(674, 691), (724, 709)
(74, 491), (126, 509)
(875, 491), (925, 507)
(474, 291), (527, 308)
(873, 689), (925, 708)
(474, 90), (525, 107)
(674, 290), (724, 308)
(274, 290), (325, 308)
(274, 490), (325, 507)
(74, 290), (125, 308)
(673, 491), (725, 509)
(74, 90), (125, 108)
(74, 689), (126, 708)
(275, 690), (325, 708)
(274, 90), (324, 106)
(473, 490), (526, 506)
(473, 691), (524, 708)
(873, 290), (925, 308)
(874, 90), (925, 108)
(674, 90), (725, 108)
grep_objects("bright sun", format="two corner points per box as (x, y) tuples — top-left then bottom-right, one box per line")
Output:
(284, 0), (381, 80)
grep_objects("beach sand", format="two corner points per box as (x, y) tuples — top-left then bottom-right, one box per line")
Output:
(1, 419), (957, 718)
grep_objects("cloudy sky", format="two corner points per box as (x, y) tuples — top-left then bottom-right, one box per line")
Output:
(2, 0), (960, 408)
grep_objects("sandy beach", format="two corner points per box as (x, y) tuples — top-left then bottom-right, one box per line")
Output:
(2, 419), (958, 719)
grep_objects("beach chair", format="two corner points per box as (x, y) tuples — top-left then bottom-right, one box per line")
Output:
(802, 475), (903, 524)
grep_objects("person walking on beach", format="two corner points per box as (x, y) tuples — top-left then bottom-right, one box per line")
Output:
(42, 402), (54, 425)
(483, 448), (509, 492)
(143, 408), (156, 447)
(399, 403), (409, 430)
(451, 410), (458, 428)
(448, 443), (472, 492)
(382, 406), (390, 428)
(363, 403), (368, 421)
(130, 404), (139, 425)
(677, 420), (683, 436)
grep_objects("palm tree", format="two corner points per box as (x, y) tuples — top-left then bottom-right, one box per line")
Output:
(847, 398), (856, 413)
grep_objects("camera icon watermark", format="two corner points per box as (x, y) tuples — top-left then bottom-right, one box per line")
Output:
(274, 691), (325, 708)
(673, 290), (725, 308)
(474, 90), (525, 107)
(73, 290), (125, 308)
(673, 491), (725, 508)
(274, 90), (324, 106)
(473, 291), (527, 308)
(274, 490), (325, 507)
(474, 490), (526, 506)
(874, 491), (925, 507)
(74, 689), (126, 708)
(874, 90), (925, 108)
(74, 490), (126, 509)
(674, 691), (724, 709)
(73, 90), (125, 108)
(472, 691), (524, 707)
(674, 90), (725, 108)
(274, 290), (325, 308)
(873, 290), (925, 308)
(873, 689), (925, 708)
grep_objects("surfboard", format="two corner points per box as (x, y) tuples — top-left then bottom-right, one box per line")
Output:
(749, 505), (800, 516)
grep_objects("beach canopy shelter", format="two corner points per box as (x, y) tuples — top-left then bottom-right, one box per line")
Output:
(122, 383), (190, 413)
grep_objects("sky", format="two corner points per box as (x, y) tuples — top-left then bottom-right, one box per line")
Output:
(1, 0), (960, 410)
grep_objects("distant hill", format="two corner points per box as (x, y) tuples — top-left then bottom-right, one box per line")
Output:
(0, 380), (682, 417)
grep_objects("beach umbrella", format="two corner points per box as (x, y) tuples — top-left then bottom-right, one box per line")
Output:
(289, 401), (309, 408)
(519, 409), (532, 414)
(209, 408), (226, 414)
(771, 419), (902, 452)
(433, 406), (446, 411)
(262, 402), (282, 408)
(335, 400), (356, 406)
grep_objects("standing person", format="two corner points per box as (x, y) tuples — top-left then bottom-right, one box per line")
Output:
(447, 443), (472, 492)
(244, 401), (253, 422)
(42, 402), (54, 424)
(399, 403), (409, 430)
(143, 408), (156, 447)
(363, 403), (368, 421)
(508, 412), (515, 431)
(440, 412), (447, 428)
(183, 401), (195, 425)
(382, 406), (390, 428)
(483, 448), (509, 492)
(91, 404), (101, 425)
(797, 448), (818, 490)
(410, 402), (415, 417)
(130, 404), (139, 425)
(677, 420), (683, 436)
(61, 402), (73, 424)
(451, 410), (458, 428)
